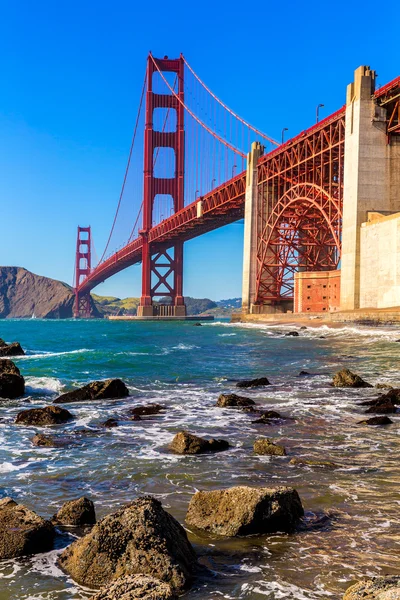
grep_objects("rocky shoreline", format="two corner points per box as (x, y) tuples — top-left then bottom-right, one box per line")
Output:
(1, 332), (400, 599)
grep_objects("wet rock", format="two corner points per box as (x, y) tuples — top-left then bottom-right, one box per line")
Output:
(300, 326), (307, 330)
(343, 575), (400, 599)
(32, 433), (59, 447)
(186, 485), (304, 536)
(289, 457), (340, 469)
(15, 405), (74, 426)
(0, 497), (54, 558)
(216, 393), (255, 408)
(53, 497), (96, 527)
(252, 410), (282, 424)
(130, 414), (142, 422)
(58, 496), (196, 592)
(193, 322), (202, 327)
(298, 370), (310, 376)
(375, 383), (393, 390)
(169, 431), (230, 455)
(285, 331), (299, 337)
(379, 388), (400, 404)
(0, 359), (25, 399)
(54, 379), (129, 404)
(129, 404), (163, 416)
(365, 402), (397, 414)
(0, 338), (25, 357)
(236, 377), (270, 388)
(332, 368), (372, 388)
(89, 575), (177, 600)
(357, 416), (394, 425)
(101, 418), (118, 428)
(253, 438), (286, 456)
(319, 336), (326, 339)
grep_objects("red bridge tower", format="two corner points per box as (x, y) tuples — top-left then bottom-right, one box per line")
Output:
(137, 54), (186, 317)
(74, 226), (92, 318)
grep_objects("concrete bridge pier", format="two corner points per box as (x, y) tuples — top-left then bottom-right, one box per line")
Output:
(341, 66), (400, 310)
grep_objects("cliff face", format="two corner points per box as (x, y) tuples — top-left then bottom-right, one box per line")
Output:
(0, 267), (98, 319)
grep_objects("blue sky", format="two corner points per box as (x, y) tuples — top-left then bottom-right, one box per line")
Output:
(0, 0), (398, 301)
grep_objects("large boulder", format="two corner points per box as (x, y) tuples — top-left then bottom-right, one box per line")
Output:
(58, 496), (197, 592)
(236, 377), (270, 388)
(53, 497), (96, 527)
(186, 485), (304, 537)
(253, 438), (286, 456)
(0, 338), (25, 357)
(216, 393), (255, 408)
(0, 359), (25, 399)
(169, 431), (230, 455)
(343, 576), (400, 599)
(15, 405), (74, 426)
(0, 497), (54, 558)
(54, 379), (129, 404)
(89, 575), (176, 600)
(332, 369), (372, 388)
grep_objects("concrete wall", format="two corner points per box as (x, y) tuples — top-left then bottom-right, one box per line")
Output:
(360, 212), (400, 308)
(294, 270), (341, 313)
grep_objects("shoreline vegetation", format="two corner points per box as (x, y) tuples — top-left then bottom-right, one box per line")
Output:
(1, 325), (400, 599)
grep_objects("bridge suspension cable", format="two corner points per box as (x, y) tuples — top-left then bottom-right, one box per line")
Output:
(97, 71), (147, 265)
(182, 55), (279, 147)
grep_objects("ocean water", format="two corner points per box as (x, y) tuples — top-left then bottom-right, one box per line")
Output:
(1, 318), (400, 599)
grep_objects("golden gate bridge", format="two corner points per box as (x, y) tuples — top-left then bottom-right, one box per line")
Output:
(73, 54), (400, 318)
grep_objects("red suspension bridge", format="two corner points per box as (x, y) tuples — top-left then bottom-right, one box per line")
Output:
(73, 55), (400, 317)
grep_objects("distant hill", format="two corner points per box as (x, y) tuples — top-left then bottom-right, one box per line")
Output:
(0, 267), (100, 319)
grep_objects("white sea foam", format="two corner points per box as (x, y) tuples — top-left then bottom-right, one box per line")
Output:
(0, 461), (31, 473)
(21, 349), (94, 360)
(25, 376), (63, 395)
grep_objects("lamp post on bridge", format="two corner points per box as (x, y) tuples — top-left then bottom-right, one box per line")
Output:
(281, 128), (288, 144)
(316, 103), (324, 123)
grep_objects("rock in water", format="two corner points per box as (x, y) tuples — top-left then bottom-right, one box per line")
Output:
(236, 377), (270, 388)
(89, 575), (176, 600)
(129, 404), (164, 416)
(58, 496), (197, 592)
(216, 393), (256, 408)
(32, 433), (59, 447)
(186, 486), (303, 536)
(357, 416), (394, 425)
(0, 338), (25, 357)
(15, 405), (74, 426)
(169, 431), (230, 455)
(0, 497), (54, 558)
(343, 576), (400, 599)
(0, 359), (25, 399)
(289, 457), (340, 469)
(332, 369), (372, 388)
(54, 379), (129, 403)
(253, 438), (286, 456)
(53, 497), (96, 527)
(285, 331), (299, 337)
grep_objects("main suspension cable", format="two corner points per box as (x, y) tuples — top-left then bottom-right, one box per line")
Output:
(182, 55), (279, 147)
(98, 71), (148, 265)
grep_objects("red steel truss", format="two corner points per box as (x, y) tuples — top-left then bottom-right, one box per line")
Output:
(255, 108), (345, 305)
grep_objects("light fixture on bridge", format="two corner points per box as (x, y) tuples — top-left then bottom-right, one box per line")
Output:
(316, 103), (324, 123)
(281, 128), (288, 144)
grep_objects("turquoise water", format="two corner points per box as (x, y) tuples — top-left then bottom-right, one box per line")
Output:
(1, 318), (400, 599)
